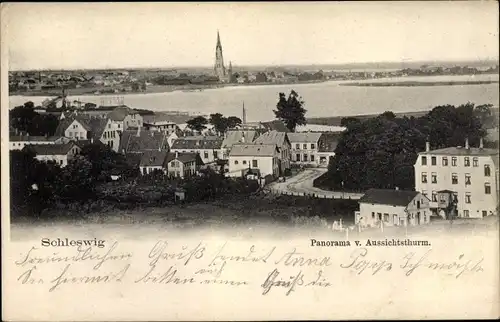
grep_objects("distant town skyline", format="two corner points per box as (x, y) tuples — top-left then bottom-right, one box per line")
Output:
(3, 2), (499, 71)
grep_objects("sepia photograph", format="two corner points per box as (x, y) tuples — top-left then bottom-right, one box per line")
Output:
(2, 2), (499, 321)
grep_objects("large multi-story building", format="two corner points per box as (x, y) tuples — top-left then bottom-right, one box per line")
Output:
(414, 139), (499, 219)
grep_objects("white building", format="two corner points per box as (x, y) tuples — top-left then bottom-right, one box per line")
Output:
(165, 152), (203, 179)
(107, 106), (143, 132)
(139, 151), (168, 175)
(253, 130), (291, 174)
(228, 143), (280, 178)
(287, 132), (322, 165)
(414, 139), (499, 218)
(9, 135), (69, 150)
(24, 142), (81, 168)
(355, 189), (431, 228)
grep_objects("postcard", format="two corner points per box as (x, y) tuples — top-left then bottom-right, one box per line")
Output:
(2, 2), (499, 321)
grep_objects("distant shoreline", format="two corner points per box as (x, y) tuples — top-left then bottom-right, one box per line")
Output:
(340, 80), (499, 87)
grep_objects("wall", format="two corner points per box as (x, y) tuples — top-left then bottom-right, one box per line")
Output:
(290, 140), (319, 165)
(65, 120), (88, 140)
(227, 155), (277, 178)
(415, 153), (498, 218)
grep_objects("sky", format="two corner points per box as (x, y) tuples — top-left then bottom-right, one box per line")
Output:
(2, 2), (499, 70)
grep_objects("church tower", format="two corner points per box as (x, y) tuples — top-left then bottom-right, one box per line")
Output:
(214, 31), (227, 82)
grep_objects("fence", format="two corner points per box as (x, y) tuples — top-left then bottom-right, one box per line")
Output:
(267, 188), (363, 200)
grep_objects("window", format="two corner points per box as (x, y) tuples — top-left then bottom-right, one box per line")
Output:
(69, 132), (73, 137)
(372, 212), (375, 219)
(432, 191), (437, 202)
(204, 152), (209, 159)
(431, 172), (437, 184)
(311, 143), (315, 149)
(484, 165), (491, 176)
(296, 144), (300, 149)
(473, 157), (478, 167)
(464, 210), (470, 218)
(465, 174), (471, 186)
(421, 156), (427, 165)
(108, 124), (111, 129)
(439, 194), (446, 202)
(421, 173), (428, 183)
(431, 156), (436, 165)
(296, 154), (300, 161)
(465, 193), (471, 204)
(214, 151), (219, 159)
(252, 160), (258, 167)
(452, 157), (457, 166)
(451, 173), (458, 184)
(482, 210), (488, 217)
(453, 192), (458, 203)
(485, 183), (491, 194)
(442, 157), (448, 166)
(303, 154), (308, 161)
(234, 160), (239, 165)
(59, 160), (63, 165)
(464, 157), (470, 167)
(243, 160), (247, 164)
(384, 213), (389, 222)
(303, 144), (307, 149)
(73, 124), (77, 129)
(311, 155), (315, 162)
(118, 124), (121, 128)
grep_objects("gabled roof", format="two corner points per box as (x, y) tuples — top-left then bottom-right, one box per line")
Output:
(139, 150), (169, 167)
(222, 130), (260, 148)
(359, 189), (420, 207)
(229, 143), (278, 157)
(287, 132), (322, 143)
(260, 120), (289, 132)
(171, 137), (223, 150)
(118, 128), (169, 153)
(420, 147), (498, 157)
(142, 114), (176, 124)
(166, 152), (203, 165)
(24, 142), (79, 156)
(253, 130), (289, 148)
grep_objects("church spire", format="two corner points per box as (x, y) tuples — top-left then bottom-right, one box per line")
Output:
(216, 30), (222, 48)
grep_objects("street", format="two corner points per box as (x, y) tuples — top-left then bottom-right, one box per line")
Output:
(268, 168), (364, 200)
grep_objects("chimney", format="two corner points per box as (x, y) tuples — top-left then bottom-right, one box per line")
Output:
(425, 141), (430, 152)
(479, 137), (484, 149)
(465, 137), (470, 150)
(175, 151), (179, 159)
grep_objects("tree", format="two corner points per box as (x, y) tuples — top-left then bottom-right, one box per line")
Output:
(227, 116), (242, 129)
(80, 143), (134, 181)
(209, 113), (229, 134)
(187, 116), (208, 133)
(9, 102), (60, 136)
(273, 90), (307, 132)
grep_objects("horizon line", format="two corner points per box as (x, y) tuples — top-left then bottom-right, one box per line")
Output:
(9, 58), (500, 72)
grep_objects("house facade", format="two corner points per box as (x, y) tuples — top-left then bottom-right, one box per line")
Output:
(253, 130), (291, 174)
(355, 189), (431, 228)
(9, 135), (66, 150)
(287, 132), (322, 165)
(107, 106), (143, 132)
(170, 137), (224, 164)
(228, 144), (280, 178)
(166, 152), (203, 178)
(24, 142), (81, 167)
(414, 139), (499, 218)
(139, 151), (168, 175)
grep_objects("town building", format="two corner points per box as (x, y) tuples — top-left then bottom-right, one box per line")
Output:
(118, 127), (169, 154)
(316, 133), (341, 165)
(414, 139), (499, 218)
(55, 114), (120, 151)
(23, 142), (81, 167)
(170, 137), (224, 164)
(107, 106), (143, 132)
(253, 130), (291, 174)
(355, 189), (431, 228)
(287, 132), (322, 165)
(9, 134), (69, 150)
(222, 129), (261, 158)
(142, 114), (178, 134)
(139, 150), (169, 175)
(228, 143), (280, 178)
(165, 151), (203, 178)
